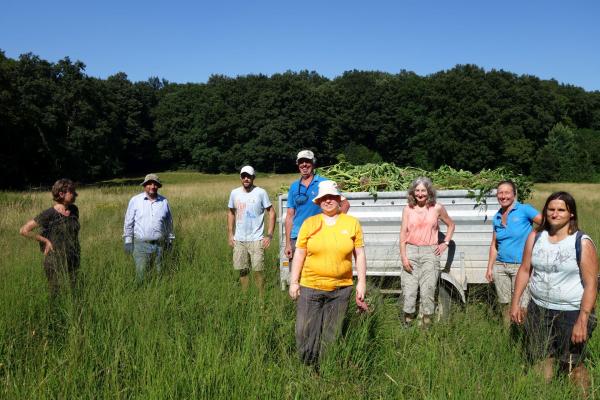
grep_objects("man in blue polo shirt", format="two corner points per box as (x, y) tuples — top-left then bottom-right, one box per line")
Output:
(284, 150), (349, 259)
(485, 180), (542, 325)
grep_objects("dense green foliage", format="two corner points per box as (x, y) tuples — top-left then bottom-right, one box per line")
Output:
(313, 160), (533, 201)
(532, 123), (594, 182)
(2, 50), (600, 188)
(1, 175), (599, 398)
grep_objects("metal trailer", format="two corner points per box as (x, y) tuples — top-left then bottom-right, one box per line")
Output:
(278, 190), (499, 314)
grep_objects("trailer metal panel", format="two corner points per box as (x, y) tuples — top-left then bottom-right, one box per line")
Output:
(278, 189), (499, 297)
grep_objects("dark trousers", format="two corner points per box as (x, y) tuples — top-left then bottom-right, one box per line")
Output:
(525, 302), (596, 366)
(295, 285), (352, 365)
(43, 253), (79, 297)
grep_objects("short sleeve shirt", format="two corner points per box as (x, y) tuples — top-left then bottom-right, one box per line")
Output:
(286, 174), (326, 239)
(34, 205), (81, 259)
(493, 202), (539, 264)
(228, 186), (272, 241)
(296, 213), (364, 291)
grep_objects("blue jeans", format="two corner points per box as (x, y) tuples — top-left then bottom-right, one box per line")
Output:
(133, 241), (163, 282)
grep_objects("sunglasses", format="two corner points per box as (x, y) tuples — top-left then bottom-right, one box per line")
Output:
(297, 159), (313, 166)
(240, 173), (254, 179)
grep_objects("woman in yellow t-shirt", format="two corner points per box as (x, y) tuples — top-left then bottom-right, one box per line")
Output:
(288, 180), (367, 366)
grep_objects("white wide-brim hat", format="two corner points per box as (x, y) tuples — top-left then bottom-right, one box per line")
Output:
(313, 180), (346, 203)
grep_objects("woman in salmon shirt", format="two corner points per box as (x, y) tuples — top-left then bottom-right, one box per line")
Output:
(400, 177), (455, 328)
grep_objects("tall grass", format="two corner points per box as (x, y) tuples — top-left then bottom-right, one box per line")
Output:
(0, 175), (598, 399)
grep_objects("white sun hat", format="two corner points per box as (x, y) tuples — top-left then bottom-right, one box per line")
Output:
(313, 180), (346, 203)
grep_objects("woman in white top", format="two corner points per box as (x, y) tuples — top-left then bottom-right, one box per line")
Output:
(511, 191), (597, 395)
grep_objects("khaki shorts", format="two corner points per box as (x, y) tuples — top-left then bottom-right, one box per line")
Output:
(233, 240), (264, 271)
(494, 261), (530, 307)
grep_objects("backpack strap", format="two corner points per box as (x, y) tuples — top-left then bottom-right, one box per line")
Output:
(529, 231), (585, 267)
(533, 231), (542, 248)
(575, 230), (584, 267)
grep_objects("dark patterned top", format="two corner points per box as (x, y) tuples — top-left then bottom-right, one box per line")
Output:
(34, 205), (80, 260)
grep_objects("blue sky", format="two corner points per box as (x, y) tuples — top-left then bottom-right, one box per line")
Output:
(2, 0), (599, 90)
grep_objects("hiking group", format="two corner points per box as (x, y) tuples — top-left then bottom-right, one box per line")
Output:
(19, 149), (598, 393)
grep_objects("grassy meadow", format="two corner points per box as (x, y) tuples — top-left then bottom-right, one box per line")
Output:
(1, 173), (599, 399)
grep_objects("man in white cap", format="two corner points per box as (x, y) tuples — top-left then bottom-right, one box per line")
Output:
(284, 150), (350, 259)
(228, 165), (276, 293)
(123, 173), (175, 283)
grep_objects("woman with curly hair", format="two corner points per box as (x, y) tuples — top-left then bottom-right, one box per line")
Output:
(20, 178), (81, 296)
(399, 177), (455, 328)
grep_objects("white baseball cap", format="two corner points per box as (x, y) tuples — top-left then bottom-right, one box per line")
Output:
(313, 180), (346, 203)
(240, 165), (255, 176)
(296, 150), (316, 163)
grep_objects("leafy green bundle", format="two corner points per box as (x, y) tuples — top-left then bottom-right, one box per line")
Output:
(313, 161), (533, 201)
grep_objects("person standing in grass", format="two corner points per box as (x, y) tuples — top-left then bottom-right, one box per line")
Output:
(511, 191), (598, 395)
(399, 177), (455, 328)
(485, 180), (542, 326)
(20, 178), (80, 296)
(123, 173), (174, 283)
(284, 150), (350, 261)
(227, 166), (276, 294)
(289, 180), (367, 366)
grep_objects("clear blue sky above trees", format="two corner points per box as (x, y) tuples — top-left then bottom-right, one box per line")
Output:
(1, 0), (599, 91)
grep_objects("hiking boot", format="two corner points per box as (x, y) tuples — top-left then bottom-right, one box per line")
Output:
(420, 314), (433, 330)
(401, 312), (416, 328)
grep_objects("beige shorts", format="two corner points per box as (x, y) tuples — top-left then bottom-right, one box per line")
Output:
(233, 240), (264, 271)
(494, 261), (530, 307)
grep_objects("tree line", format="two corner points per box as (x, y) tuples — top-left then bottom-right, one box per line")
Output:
(2, 50), (599, 188)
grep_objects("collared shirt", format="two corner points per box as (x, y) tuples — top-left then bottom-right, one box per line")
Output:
(286, 174), (325, 239)
(493, 201), (539, 263)
(123, 192), (174, 244)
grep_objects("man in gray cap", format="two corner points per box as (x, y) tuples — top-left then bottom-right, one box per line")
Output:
(123, 173), (175, 283)
(228, 166), (276, 294)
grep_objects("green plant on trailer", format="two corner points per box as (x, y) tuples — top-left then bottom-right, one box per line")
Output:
(277, 161), (533, 203)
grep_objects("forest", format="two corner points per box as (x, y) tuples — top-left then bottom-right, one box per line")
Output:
(1, 50), (599, 188)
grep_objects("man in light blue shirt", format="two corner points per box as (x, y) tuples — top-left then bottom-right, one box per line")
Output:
(123, 173), (175, 282)
(228, 166), (275, 293)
